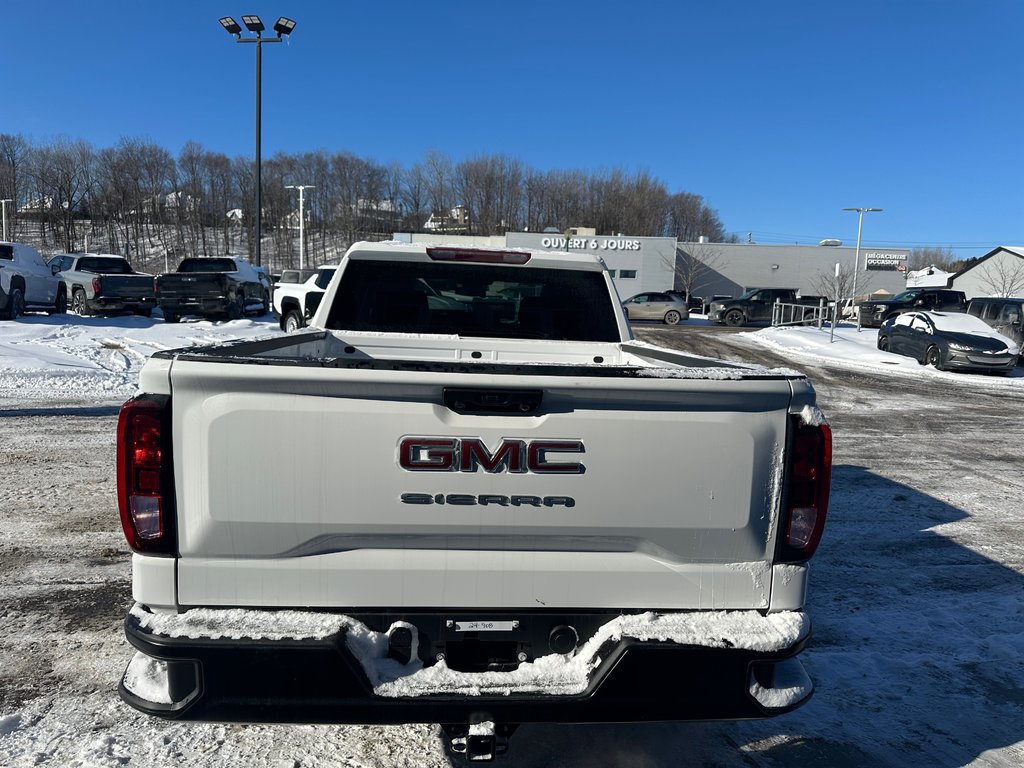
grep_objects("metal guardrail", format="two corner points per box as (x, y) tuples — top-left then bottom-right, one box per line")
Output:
(771, 298), (829, 328)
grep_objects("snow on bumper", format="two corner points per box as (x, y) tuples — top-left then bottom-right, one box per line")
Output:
(121, 603), (814, 724)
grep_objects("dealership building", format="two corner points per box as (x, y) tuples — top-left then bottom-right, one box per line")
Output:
(394, 229), (910, 300)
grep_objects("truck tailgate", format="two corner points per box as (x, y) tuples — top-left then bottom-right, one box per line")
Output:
(102, 274), (154, 298)
(156, 274), (223, 298)
(166, 360), (796, 611)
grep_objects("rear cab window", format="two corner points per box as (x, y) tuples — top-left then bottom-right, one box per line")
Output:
(179, 258), (237, 273)
(324, 260), (620, 341)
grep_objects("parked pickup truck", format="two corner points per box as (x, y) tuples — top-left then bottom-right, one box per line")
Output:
(117, 242), (832, 759)
(857, 288), (967, 328)
(47, 253), (155, 316)
(0, 241), (67, 318)
(154, 256), (269, 323)
(708, 288), (823, 327)
(272, 264), (337, 332)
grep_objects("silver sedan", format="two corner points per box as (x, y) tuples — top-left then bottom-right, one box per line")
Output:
(622, 292), (690, 325)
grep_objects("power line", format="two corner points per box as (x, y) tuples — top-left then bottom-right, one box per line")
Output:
(744, 231), (1013, 251)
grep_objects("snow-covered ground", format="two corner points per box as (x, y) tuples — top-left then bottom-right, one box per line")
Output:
(0, 313), (280, 403)
(742, 321), (1023, 389)
(2, 312), (1023, 767)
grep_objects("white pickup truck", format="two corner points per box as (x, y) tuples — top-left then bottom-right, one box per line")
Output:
(272, 264), (337, 332)
(0, 241), (66, 318)
(117, 241), (832, 759)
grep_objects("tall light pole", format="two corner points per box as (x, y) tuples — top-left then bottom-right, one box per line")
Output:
(219, 15), (296, 268)
(0, 199), (12, 241)
(842, 207), (882, 311)
(286, 184), (314, 269)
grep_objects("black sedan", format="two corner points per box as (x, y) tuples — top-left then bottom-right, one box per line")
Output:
(877, 311), (1019, 373)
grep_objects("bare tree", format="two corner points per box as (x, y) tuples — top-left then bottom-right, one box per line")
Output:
(809, 263), (858, 306)
(9, 133), (749, 271)
(28, 138), (95, 252)
(665, 192), (727, 242)
(401, 163), (429, 231)
(973, 254), (1024, 297)
(424, 149), (455, 227)
(0, 133), (31, 240)
(670, 242), (726, 302)
(907, 246), (959, 272)
(811, 262), (882, 304)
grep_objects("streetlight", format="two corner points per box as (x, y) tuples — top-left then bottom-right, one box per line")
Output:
(285, 184), (314, 269)
(842, 207), (882, 317)
(219, 14), (296, 267)
(0, 199), (12, 241)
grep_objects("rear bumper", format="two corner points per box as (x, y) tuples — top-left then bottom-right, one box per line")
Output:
(90, 296), (156, 312)
(120, 606), (814, 725)
(156, 296), (228, 314)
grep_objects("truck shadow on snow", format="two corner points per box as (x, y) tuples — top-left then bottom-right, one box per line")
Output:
(502, 464), (1024, 767)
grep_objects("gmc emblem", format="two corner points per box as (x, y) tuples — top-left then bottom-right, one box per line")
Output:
(398, 437), (585, 474)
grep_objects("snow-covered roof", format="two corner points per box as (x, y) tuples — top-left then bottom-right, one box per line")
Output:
(906, 265), (955, 288)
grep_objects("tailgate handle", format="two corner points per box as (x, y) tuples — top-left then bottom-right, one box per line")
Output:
(443, 388), (543, 415)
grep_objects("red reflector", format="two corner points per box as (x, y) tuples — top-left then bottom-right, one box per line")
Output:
(426, 247), (531, 265)
(136, 468), (161, 493)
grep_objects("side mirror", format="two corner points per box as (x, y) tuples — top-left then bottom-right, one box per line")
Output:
(51, 263), (61, 275)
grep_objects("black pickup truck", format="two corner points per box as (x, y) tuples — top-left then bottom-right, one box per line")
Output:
(857, 288), (967, 328)
(47, 253), (155, 316)
(709, 288), (822, 327)
(155, 257), (269, 323)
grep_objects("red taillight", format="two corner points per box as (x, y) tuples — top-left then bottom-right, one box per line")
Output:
(426, 247), (531, 265)
(92, 276), (102, 294)
(117, 395), (176, 555)
(780, 421), (832, 562)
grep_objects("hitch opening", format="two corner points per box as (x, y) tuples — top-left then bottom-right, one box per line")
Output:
(443, 722), (518, 761)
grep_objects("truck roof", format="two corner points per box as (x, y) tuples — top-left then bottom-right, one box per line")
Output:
(346, 240), (609, 272)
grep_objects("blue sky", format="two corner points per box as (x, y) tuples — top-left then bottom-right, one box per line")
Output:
(6, 1), (1023, 256)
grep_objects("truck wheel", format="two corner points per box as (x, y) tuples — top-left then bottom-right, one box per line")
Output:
(163, 310), (180, 324)
(663, 310), (681, 325)
(49, 289), (68, 315)
(228, 293), (245, 319)
(724, 309), (744, 327)
(283, 310), (304, 333)
(136, 308), (153, 318)
(926, 345), (944, 370)
(2, 288), (24, 319)
(72, 289), (93, 316)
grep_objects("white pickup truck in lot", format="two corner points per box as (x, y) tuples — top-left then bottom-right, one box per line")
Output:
(0, 241), (66, 318)
(116, 241), (832, 759)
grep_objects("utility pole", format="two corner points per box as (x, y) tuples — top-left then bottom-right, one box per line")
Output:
(0, 199), (12, 241)
(219, 15), (297, 267)
(842, 206), (882, 327)
(286, 185), (315, 269)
